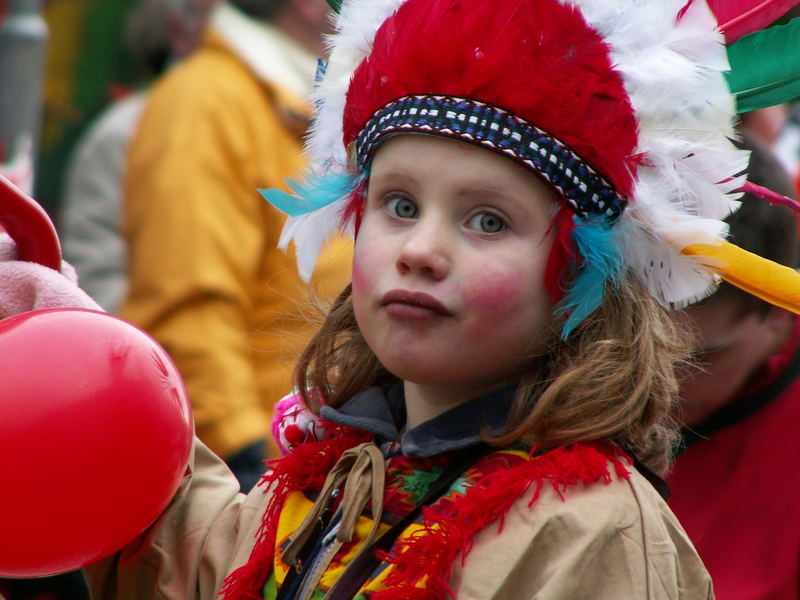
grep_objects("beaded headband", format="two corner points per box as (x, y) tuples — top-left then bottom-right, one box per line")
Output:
(354, 95), (626, 222)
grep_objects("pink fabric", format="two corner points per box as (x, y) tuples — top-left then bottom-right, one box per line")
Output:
(0, 233), (102, 318)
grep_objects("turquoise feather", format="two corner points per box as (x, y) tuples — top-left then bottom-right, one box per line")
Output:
(557, 218), (625, 339)
(260, 171), (361, 217)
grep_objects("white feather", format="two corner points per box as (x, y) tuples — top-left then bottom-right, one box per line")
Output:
(664, 0), (728, 71)
(306, 0), (407, 167)
(564, 0), (747, 306)
(279, 200), (350, 282)
(280, 0), (408, 278)
(621, 203), (728, 305)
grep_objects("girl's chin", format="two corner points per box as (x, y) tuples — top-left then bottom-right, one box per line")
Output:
(384, 365), (502, 394)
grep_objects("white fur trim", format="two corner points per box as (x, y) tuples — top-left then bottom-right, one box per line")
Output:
(564, 0), (747, 306)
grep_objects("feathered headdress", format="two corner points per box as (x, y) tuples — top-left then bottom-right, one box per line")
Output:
(263, 0), (800, 335)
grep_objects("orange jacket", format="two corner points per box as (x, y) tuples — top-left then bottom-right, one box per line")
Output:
(121, 28), (351, 459)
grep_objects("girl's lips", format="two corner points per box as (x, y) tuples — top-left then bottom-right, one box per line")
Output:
(380, 289), (454, 318)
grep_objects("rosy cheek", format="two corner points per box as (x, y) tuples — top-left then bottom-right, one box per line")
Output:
(351, 255), (367, 292)
(350, 252), (372, 330)
(462, 266), (526, 312)
(351, 233), (376, 291)
(352, 235), (387, 299)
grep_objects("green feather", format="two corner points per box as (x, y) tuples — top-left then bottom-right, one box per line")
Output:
(725, 16), (800, 113)
(326, 0), (343, 13)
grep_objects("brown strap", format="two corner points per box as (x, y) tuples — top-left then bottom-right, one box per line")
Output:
(324, 444), (489, 600)
(337, 442), (385, 545)
(283, 443), (386, 600)
(283, 442), (382, 567)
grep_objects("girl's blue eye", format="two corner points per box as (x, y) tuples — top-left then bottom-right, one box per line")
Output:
(468, 212), (505, 233)
(387, 196), (419, 219)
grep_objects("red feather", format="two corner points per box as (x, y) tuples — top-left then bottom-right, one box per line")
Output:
(371, 442), (630, 600)
(343, 0), (639, 198)
(341, 178), (367, 236)
(704, 0), (800, 43)
(543, 207), (578, 304)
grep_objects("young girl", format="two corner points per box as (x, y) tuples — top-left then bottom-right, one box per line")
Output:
(9, 0), (800, 598)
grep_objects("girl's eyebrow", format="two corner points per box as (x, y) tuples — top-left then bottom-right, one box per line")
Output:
(457, 186), (516, 200)
(371, 171), (418, 186)
(457, 186), (545, 214)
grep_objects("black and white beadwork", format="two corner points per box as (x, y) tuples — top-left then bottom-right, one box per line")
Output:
(355, 95), (627, 221)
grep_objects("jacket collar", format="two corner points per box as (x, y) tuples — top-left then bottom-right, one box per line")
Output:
(320, 383), (515, 457)
(210, 2), (318, 103)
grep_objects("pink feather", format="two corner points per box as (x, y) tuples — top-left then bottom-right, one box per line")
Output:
(741, 181), (800, 213)
(707, 0), (800, 43)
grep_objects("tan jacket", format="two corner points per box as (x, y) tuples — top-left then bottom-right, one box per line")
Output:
(121, 21), (352, 459)
(84, 439), (713, 599)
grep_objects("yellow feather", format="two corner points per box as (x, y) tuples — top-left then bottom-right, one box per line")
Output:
(681, 241), (800, 313)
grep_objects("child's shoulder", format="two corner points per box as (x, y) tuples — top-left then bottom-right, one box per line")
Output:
(468, 443), (646, 533)
(517, 458), (660, 536)
(489, 445), (681, 549)
(449, 448), (711, 597)
(422, 443), (651, 566)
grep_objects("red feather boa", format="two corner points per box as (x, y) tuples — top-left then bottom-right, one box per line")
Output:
(372, 442), (629, 599)
(220, 425), (629, 600)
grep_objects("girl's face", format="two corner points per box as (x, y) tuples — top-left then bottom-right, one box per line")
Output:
(352, 134), (558, 400)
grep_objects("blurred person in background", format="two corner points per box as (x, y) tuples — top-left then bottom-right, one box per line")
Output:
(0, 0), (47, 195)
(59, 0), (217, 312)
(119, 0), (352, 493)
(35, 0), (139, 217)
(739, 103), (800, 200)
(668, 132), (800, 599)
(0, 2), (213, 598)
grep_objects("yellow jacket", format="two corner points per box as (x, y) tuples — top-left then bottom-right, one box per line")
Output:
(121, 26), (351, 459)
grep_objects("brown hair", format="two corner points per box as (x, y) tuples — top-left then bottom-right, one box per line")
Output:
(295, 274), (691, 475)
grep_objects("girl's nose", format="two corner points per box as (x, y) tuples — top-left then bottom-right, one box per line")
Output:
(395, 222), (450, 280)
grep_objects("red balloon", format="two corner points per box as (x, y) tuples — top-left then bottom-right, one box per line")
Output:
(0, 308), (193, 578)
